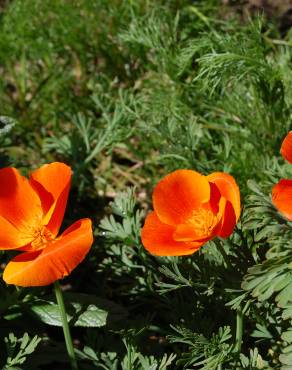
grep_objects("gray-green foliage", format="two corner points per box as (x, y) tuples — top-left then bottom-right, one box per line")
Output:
(28, 293), (126, 328)
(241, 179), (292, 368)
(168, 325), (233, 368)
(77, 343), (176, 370)
(0, 116), (16, 136)
(100, 188), (143, 244)
(2, 333), (41, 370)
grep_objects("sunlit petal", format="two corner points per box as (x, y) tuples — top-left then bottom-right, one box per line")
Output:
(281, 131), (292, 164)
(3, 218), (93, 286)
(30, 162), (72, 236)
(272, 179), (292, 221)
(207, 172), (240, 221)
(141, 212), (203, 256)
(153, 169), (210, 225)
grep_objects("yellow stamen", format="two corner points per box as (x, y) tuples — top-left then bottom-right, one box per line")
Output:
(20, 216), (54, 250)
(187, 208), (218, 238)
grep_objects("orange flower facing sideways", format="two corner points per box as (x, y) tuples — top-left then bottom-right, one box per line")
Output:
(272, 131), (292, 220)
(141, 169), (240, 256)
(0, 162), (93, 287)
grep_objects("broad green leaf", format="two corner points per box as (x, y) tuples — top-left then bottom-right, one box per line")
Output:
(281, 330), (292, 343)
(28, 293), (127, 327)
(279, 351), (292, 366)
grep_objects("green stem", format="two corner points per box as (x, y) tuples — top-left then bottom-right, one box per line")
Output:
(54, 281), (79, 370)
(214, 239), (232, 270)
(234, 307), (243, 353)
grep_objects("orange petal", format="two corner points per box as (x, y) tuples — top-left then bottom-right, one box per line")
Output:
(173, 182), (224, 242)
(153, 170), (210, 225)
(281, 131), (292, 164)
(141, 212), (203, 256)
(0, 167), (42, 231)
(207, 172), (241, 221)
(0, 216), (31, 250)
(173, 217), (222, 243)
(217, 200), (237, 238)
(3, 218), (93, 287)
(209, 182), (221, 213)
(173, 223), (215, 242)
(30, 163), (72, 236)
(173, 224), (201, 241)
(272, 179), (292, 221)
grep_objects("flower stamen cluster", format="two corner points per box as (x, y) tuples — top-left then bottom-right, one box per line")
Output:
(186, 208), (219, 238)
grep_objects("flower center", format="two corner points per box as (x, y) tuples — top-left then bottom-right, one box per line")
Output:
(30, 225), (54, 250)
(20, 216), (54, 250)
(187, 208), (218, 238)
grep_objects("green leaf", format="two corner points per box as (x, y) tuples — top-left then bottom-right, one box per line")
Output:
(281, 330), (292, 343)
(280, 346), (292, 368)
(28, 293), (127, 327)
(280, 350), (292, 366)
(251, 324), (273, 339)
(3, 332), (41, 369)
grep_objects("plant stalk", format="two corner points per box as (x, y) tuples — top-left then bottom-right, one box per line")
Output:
(234, 306), (243, 353)
(54, 281), (79, 370)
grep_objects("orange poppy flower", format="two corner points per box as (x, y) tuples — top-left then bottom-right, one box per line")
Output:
(272, 131), (292, 221)
(0, 162), (93, 287)
(141, 169), (240, 256)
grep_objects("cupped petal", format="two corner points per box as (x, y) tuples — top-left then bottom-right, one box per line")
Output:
(207, 172), (241, 221)
(281, 131), (292, 164)
(173, 224), (216, 242)
(30, 162), (72, 236)
(173, 181), (225, 242)
(217, 199), (237, 238)
(173, 218), (222, 243)
(153, 170), (210, 225)
(0, 167), (42, 231)
(272, 179), (292, 221)
(209, 182), (221, 213)
(173, 224), (201, 242)
(3, 218), (93, 287)
(141, 211), (203, 256)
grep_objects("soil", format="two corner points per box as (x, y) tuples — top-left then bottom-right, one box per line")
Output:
(223, 0), (292, 33)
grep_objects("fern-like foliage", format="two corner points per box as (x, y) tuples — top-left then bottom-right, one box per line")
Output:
(99, 187), (143, 245)
(241, 178), (292, 368)
(2, 332), (41, 369)
(168, 325), (233, 368)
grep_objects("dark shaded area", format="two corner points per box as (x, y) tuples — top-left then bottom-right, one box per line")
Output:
(224, 0), (292, 33)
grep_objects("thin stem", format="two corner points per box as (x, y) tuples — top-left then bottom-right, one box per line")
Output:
(234, 307), (243, 353)
(214, 238), (232, 270)
(54, 281), (79, 370)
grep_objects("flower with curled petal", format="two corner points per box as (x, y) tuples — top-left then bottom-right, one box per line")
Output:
(0, 162), (93, 287)
(141, 169), (240, 256)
